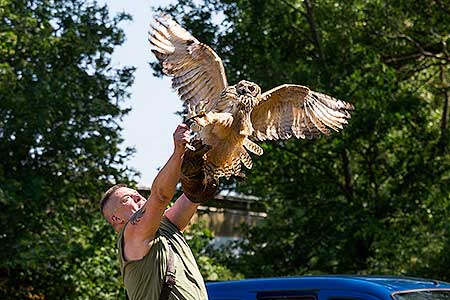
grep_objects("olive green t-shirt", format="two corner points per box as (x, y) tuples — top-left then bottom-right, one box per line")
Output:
(118, 216), (208, 300)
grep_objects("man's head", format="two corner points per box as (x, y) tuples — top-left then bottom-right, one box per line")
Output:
(100, 184), (147, 232)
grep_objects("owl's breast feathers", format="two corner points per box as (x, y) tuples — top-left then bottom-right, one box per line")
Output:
(198, 87), (258, 179)
(234, 94), (255, 136)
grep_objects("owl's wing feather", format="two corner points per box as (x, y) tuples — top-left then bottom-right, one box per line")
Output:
(243, 138), (264, 156)
(240, 149), (253, 169)
(251, 84), (354, 141)
(149, 15), (228, 116)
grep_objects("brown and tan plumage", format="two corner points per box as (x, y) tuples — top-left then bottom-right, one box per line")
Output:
(149, 15), (355, 181)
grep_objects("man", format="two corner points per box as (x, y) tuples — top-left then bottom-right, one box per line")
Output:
(100, 124), (217, 300)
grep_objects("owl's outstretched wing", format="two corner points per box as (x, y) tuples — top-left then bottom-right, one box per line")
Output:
(149, 15), (228, 117)
(251, 84), (354, 141)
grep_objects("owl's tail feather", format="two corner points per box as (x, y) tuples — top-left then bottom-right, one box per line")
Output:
(232, 156), (242, 177)
(204, 162), (222, 181)
(243, 138), (263, 156)
(205, 156), (243, 180)
(240, 148), (253, 169)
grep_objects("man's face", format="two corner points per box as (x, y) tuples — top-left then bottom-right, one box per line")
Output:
(111, 187), (146, 223)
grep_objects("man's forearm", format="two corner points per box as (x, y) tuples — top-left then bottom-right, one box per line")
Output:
(165, 194), (200, 232)
(150, 148), (184, 204)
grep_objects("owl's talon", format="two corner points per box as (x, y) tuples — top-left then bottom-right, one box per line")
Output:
(222, 116), (233, 127)
(186, 113), (207, 127)
(185, 143), (196, 151)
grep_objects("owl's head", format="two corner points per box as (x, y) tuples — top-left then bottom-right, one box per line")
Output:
(236, 80), (261, 98)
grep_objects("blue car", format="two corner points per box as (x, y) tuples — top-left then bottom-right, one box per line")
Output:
(206, 275), (450, 300)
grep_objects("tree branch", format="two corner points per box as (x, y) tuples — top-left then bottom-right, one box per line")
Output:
(279, 0), (307, 18)
(398, 61), (445, 82)
(434, 0), (450, 14)
(278, 0), (316, 46)
(388, 34), (450, 63)
(384, 52), (425, 65)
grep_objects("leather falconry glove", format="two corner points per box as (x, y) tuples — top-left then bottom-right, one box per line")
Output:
(181, 140), (218, 203)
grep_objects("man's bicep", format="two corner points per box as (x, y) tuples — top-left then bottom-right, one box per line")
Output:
(127, 195), (168, 242)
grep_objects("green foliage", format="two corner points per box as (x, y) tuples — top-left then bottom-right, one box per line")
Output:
(0, 0), (136, 298)
(155, 0), (450, 280)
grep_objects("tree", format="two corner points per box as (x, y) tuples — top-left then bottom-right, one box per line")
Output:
(154, 0), (450, 280)
(0, 0), (136, 298)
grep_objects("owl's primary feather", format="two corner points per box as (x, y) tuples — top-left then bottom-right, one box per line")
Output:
(149, 15), (227, 118)
(149, 15), (355, 181)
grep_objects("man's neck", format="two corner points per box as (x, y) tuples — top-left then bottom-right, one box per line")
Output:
(114, 223), (124, 234)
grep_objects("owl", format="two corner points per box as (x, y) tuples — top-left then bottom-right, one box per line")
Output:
(149, 15), (354, 181)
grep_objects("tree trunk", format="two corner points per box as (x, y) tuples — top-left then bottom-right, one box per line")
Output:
(303, 0), (353, 201)
(303, 0), (328, 76)
(341, 149), (353, 201)
(440, 65), (449, 131)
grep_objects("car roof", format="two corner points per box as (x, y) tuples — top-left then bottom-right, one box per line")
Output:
(206, 275), (450, 299)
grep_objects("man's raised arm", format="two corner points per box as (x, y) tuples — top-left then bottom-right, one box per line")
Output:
(123, 124), (190, 260)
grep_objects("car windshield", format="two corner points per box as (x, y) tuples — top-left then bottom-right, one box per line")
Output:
(394, 290), (450, 300)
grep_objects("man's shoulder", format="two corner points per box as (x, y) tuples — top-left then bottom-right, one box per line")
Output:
(122, 219), (168, 261)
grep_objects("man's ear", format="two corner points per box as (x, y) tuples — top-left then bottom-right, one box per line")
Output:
(111, 215), (122, 224)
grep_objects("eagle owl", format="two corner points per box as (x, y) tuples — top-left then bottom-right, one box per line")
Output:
(149, 15), (355, 181)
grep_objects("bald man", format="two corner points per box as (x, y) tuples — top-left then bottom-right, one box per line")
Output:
(100, 124), (216, 300)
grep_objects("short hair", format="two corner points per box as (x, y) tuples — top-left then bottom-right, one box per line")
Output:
(100, 183), (128, 217)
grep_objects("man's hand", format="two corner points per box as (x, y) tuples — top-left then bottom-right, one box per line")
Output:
(181, 140), (218, 203)
(173, 124), (190, 154)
